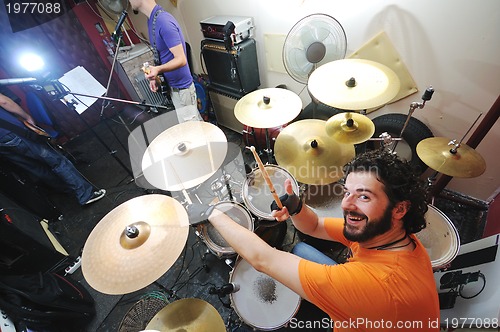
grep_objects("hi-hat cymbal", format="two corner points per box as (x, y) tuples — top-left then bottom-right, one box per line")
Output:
(325, 112), (375, 144)
(81, 195), (189, 295)
(142, 121), (227, 191)
(274, 119), (355, 185)
(308, 59), (400, 110)
(416, 137), (486, 178)
(145, 298), (225, 332)
(234, 88), (302, 128)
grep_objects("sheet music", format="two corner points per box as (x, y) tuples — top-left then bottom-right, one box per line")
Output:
(58, 66), (106, 114)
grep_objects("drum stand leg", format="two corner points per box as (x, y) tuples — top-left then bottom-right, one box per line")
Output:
(426, 171), (440, 205)
(264, 128), (275, 164)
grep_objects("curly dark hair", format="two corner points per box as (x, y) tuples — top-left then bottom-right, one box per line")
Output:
(342, 150), (429, 234)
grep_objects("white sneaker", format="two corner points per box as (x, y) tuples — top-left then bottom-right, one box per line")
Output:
(85, 189), (106, 205)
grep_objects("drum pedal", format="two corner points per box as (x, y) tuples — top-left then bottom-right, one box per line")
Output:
(64, 256), (81, 275)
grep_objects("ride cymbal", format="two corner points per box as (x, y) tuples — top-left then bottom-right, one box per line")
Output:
(274, 119), (355, 185)
(416, 137), (486, 178)
(145, 298), (225, 332)
(82, 195), (189, 295)
(142, 121), (227, 191)
(234, 88), (302, 128)
(325, 112), (375, 144)
(308, 59), (400, 110)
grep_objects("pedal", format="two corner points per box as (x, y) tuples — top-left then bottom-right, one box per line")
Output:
(65, 256), (81, 274)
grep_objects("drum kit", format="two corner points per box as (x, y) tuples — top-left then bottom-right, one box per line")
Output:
(80, 58), (487, 330)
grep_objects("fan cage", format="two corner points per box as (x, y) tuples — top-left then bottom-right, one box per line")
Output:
(283, 13), (347, 84)
(118, 293), (170, 332)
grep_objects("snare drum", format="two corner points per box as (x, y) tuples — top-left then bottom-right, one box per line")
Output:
(242, 165), (299, 220)
(229, 258), (301, 330)
(199, 201), (254, 258)
(415, 205), (460, 271)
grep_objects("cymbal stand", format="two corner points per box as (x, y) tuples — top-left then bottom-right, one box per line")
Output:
(367, 132), (401, 151)
(426, 171), (440, 205)
(391, 86), (434, 152)
(263, 128), (275, 164)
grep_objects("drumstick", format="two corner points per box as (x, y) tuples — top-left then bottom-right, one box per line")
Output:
(247, 146), (283, 209)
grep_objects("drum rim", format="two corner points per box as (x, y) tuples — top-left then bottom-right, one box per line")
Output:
(421, 205), (461, 269)
(241, 165), (299, 220)
(229, 258), (301, 330)
(201, 202), (254, 255)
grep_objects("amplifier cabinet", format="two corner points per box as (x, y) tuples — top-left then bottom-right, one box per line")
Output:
(209, 89), (242, 133)
(202, 38), (260, 96)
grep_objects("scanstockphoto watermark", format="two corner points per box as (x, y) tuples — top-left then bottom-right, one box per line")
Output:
(288, 317), (440, 329)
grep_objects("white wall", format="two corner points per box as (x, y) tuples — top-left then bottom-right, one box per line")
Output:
(130, 0), (500, 201)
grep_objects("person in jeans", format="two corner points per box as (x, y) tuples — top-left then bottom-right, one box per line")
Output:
(0, 91), (105, 206)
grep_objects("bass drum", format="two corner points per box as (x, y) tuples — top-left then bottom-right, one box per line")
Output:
(229, 258), (301, 330)
(415, 205), (460, 271)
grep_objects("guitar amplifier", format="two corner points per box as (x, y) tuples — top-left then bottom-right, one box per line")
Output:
(208, 89), (242, 134)
(200, 16), (254, 44)
(201, 38), (260, 96)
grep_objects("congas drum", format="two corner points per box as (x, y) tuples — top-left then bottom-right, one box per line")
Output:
(229, 258), (301, 330)
(415, 205), (460, 271)
(242, 165), (300, 221)
(198, 201), (254, 258)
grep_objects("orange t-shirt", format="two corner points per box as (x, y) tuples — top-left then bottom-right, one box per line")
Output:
(298, 218), (440, 331)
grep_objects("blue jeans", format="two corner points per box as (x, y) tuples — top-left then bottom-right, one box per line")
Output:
(0, 133), (94, 205)
(292, 242), (338, 265)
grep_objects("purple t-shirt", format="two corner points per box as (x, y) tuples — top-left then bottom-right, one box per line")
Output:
(148, 5), (192, 89)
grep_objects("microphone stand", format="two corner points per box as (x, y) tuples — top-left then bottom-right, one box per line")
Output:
(47, 79), (173, 180)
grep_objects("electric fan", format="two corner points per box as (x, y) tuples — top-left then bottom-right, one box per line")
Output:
(283, 14), (347, 84)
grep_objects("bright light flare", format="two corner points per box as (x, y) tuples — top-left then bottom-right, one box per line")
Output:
(19, 53), (44, 72)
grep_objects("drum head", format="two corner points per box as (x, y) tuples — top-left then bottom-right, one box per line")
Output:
(201, 202), (253, 257)
(229, 259), (301, 330)
(416, 205), (460, 270)
(242, 165), (299, 220)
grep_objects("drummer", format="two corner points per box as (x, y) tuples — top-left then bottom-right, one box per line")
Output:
(206, 150), (440, 331)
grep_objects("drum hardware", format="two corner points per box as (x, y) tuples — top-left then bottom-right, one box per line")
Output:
(145, 298), (226, 332)
(141, 121), (228, 191)
(81, 195), (189, 295)
(307, 59), (400, 110)
(325, 111), (375, 144)
(274, 119), (355, 185)
(390, 86), (434, 152)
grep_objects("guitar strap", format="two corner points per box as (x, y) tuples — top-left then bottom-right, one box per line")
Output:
(150, 8), (173, 106)
(151, 8), (165, 67)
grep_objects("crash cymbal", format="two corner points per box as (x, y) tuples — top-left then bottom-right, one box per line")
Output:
(416, 137), (486, 178)
(81, 195), (189, 295)
(308, 59), (400, 110)
(234, 88), (302, 128)
(325, 112), (375, 144)
(274, 119), (355, 185)
(142, 121), (227, 191)
(145, 298), (225, 332)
